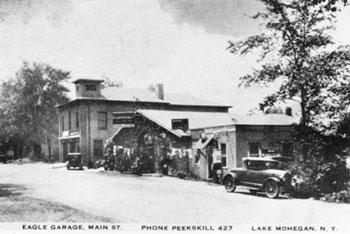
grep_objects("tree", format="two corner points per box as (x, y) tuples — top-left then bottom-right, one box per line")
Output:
(0, 62), (70, 159)
(228, 0), (350, 158)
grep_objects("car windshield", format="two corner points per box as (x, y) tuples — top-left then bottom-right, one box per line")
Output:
(245, 160), (280, 170)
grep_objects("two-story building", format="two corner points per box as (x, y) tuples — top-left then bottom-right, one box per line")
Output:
(56, 79), (231, 165)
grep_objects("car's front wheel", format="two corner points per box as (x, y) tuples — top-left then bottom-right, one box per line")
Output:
(224, 176), (236, 193)
(265, 180), (280, 198)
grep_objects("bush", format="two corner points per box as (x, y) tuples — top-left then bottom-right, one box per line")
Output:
(321, 188), (350, 203)
(289, 155), (350, 198)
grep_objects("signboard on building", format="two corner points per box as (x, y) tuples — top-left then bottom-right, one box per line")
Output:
(69, 131), (79, 136)
(62, 131), (69, 137)
(113, 117), (134, 125)
(113, 124), (135, 128)
(112, 112), (135, 128)
(213, 150), (222, 163)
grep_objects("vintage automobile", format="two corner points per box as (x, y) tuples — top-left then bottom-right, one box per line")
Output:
(222, 157), (292, 198)
(66, 153), (83, 170)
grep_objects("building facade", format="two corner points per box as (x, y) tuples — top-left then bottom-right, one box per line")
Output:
(191, 123), (294, 180)
(57, 79), (231, 165)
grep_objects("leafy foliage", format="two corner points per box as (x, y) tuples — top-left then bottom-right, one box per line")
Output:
(0, 62), (69, 158)
(321, 189), (350, 203)
(289, 153), (349, 197)
(228, 0), (350, 199)
(228, 0), (350, 134)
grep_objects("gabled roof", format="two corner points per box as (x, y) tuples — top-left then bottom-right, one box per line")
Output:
(136, 110), (296, 138)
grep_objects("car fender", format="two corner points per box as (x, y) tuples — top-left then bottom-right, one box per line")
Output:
(263, 177), (283, 187)
(222, 172), (239, 185)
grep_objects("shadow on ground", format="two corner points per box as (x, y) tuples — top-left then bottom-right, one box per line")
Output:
(0, 183), (115, 222)
(233, 190), (290, 200)
(0, 184), (26, 197)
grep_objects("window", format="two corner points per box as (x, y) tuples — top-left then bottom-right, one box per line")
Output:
(249, 143), (261, 157)
(93, 140), (104, 159)
(86, 84), (97, 91)
(97, 112), (107, 129)
(68, 110), (71, 130)
(75, 112), (79, 129)
(221, 143), (227, 167)
(61, 116), (65, 131)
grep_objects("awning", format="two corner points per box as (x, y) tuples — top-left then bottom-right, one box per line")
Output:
(192, 135), (214, 149)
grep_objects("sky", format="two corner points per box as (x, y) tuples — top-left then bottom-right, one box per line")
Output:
(0, 0), (350, 113)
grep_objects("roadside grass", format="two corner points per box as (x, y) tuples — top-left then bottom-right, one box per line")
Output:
(0, 184), (115, 222)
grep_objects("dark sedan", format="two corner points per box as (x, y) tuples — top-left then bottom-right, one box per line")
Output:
(222, 157), (292, 198)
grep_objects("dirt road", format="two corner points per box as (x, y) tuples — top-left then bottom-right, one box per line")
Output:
(0, 163), (348, 223)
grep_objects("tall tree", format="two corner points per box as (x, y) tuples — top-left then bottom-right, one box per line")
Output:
(0, 62), (70, 159)
(229, 0), (349, 128)
(228, 0), (350, 157)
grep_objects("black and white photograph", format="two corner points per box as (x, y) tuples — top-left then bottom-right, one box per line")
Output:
(0, 0), (350, 233)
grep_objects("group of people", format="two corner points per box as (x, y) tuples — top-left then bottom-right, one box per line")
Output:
(103, 143), (157, 175)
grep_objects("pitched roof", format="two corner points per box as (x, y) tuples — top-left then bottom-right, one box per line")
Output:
(136, 110), (297, 137)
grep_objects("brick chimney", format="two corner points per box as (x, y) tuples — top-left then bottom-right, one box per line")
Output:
(155, 83), (164, 100)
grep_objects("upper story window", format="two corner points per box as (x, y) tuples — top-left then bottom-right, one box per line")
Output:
(86, 84), (97, 91)
(61, 116), (65, 131)
(97, 112), (107, 129)
(75, 112), (79, 129)
(68, 110), (71, 130)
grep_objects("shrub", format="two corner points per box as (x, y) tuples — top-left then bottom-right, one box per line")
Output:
(289, 154), (350, 198)
(321, 188), (350, 203)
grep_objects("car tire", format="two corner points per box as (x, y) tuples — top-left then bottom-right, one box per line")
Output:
(224, 176), (236, 193)
(265, 180), (280, 199)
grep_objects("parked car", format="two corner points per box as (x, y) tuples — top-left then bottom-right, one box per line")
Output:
(66, 153), (83, 170)
(222, 157), (293, 198)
